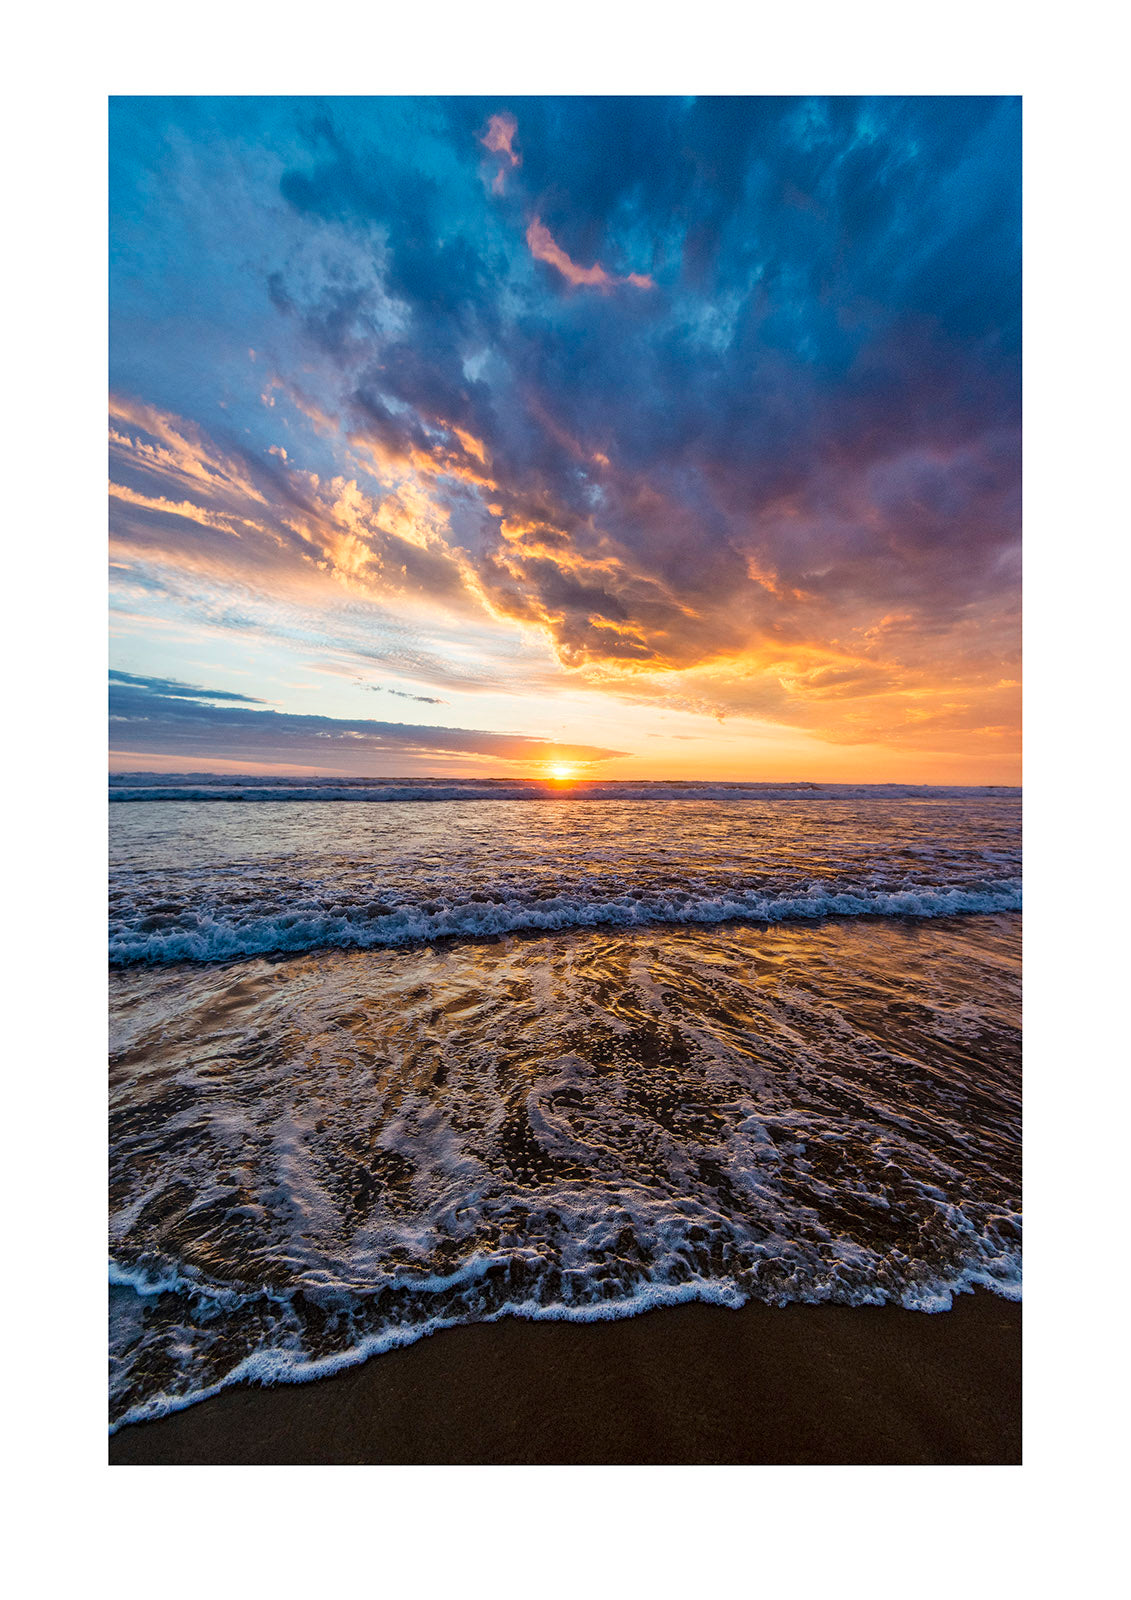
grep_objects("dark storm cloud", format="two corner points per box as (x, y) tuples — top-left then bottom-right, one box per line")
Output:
(267, 96), (1020, 660)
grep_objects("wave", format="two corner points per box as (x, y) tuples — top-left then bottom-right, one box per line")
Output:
(108, 1250), (1021, 1433)
(109, 776), (1021, 804)
(109, 878), (1021, 965)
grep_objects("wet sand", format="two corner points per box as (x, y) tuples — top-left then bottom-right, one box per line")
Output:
(109, 1289), (1020, 1465)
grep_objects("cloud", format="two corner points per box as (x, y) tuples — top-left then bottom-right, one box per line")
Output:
(108, 670), (265, 704)
(481, 112), (520, 192)
(524, 217), (654, 290)
(369, 686), (448, 704)
(108, 675), (627, 772)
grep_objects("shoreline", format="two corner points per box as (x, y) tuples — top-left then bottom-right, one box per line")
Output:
(109, 1289), (1020, 1466)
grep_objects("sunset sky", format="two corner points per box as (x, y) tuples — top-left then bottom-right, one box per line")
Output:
(109, 96), (1020, 782)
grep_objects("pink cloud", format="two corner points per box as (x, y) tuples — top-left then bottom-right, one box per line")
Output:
(525, 217), (654, 291)
(481, 112), (520, 193)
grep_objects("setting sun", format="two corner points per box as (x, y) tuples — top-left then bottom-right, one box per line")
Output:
(547, 763), (577, 781)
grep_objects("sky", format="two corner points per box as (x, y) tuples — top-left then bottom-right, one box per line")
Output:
(109, 96), (1021, 782)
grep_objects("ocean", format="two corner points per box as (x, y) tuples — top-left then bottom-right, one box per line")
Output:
(108, 779), (1022, 1430)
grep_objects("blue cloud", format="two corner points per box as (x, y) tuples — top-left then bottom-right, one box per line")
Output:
(108, 675), (625, 769)
(108, 670), (266, 704)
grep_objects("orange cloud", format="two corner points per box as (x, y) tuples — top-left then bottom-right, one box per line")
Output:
(525, 218), (654, 291)
(108, 481), (248, 537)
(110, 399), (480, 615)
(109, 396), (269, 506)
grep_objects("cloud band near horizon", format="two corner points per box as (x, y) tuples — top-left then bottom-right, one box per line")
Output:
(109, 674), (627, 771)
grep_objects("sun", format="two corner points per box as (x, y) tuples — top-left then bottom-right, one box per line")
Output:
(547, 763), (577, 781)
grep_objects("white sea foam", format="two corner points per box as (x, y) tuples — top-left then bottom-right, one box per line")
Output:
(108, 1253), (1020, 1433)
(109, 879), (1022, 964)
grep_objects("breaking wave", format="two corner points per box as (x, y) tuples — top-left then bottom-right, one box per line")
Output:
(110, 879), (1022, 965)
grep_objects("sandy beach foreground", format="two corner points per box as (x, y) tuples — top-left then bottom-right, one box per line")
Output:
(109, 1290), (1019, 1465)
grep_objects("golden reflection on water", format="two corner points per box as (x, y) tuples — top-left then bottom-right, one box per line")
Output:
(109, 915), (1020, 1426)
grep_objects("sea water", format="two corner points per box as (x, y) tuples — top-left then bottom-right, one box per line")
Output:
(109, 781), (1021, 1429)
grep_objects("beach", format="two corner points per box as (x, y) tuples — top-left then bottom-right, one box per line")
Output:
(109, 1289), (1019, 1464)
(109, 783), (1021, 1459)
